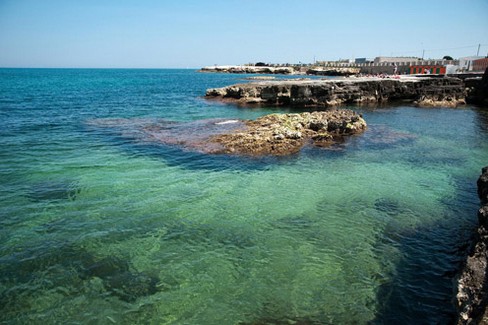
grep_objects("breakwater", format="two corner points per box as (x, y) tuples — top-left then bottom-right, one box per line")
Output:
(206, 76), (467, 107)
(200, 65), (296, 74)
(457, 167), (488, 324)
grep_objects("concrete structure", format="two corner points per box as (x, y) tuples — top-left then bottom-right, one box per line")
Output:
(355, 58), (373, 64)
(445, 64), (459, 75)
(373, 56), (419, 64)
(409, 65), (447, 75)
(459, 56), (484, 72)
(473, 58), (488, 72)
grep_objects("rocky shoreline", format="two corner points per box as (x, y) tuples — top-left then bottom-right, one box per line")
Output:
(199, 65), (296, 74)
(206, 76), (468, 107)
(457, 167), (488, 324)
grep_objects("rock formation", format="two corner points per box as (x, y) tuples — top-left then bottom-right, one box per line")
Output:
(87, 110), (366, 156)
(211, 110), (366, 155)
(206, 77), (467, 107)
(199, 65), (296, 75)
(457, 166), (488, 324)
(466, 67), (488, 106)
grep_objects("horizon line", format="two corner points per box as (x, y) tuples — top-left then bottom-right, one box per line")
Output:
(0, 66), (201, 70)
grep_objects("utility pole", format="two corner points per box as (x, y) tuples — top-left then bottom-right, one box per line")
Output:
(477, 43), (481, 56)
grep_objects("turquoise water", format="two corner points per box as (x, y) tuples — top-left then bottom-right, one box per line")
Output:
(1, 69), (487, 324)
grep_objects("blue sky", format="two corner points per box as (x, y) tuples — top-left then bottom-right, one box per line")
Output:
(0, 0), (487, 68)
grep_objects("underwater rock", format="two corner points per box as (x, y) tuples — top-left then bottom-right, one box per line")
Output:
(163, 219), (256, 249)
(87, 117), (244, 154)
(0, 244), (161, 307)
(103, 271), (159, 303)
(374, 198), (403, 216)
(80, 256), (160, 302)
(82, 256), (130, 279)
(26, 180), (80, 202)
(363, 125), (416, 149)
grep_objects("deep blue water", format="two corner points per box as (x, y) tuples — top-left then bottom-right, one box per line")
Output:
(1, 68), (488, 324)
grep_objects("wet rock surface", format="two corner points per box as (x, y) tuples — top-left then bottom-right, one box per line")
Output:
(211, 110), (366, 155)
(206, 77), (467, 107)
(467, 67), (488, 106)
(457, 166), (488, 324)
(87, 110), (366, 156)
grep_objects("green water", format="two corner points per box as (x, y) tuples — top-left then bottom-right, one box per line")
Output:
(1, 69), (487, 324)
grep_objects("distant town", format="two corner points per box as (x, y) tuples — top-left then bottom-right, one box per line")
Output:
(202, 55), (488, 76)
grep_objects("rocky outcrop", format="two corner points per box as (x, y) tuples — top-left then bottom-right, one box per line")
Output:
(199, 65), (296, 74)
(88, 110), (366, 156)
(211, 110), (366, 155)
(206, 77), (467, 107)
(457, 167), (488, 324)
(466, 68), (488, 106)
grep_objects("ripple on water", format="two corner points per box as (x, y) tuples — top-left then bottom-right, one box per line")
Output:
(1, 70), (488, 324)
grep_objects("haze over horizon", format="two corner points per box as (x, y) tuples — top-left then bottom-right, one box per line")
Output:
(0, 0), (487, 69)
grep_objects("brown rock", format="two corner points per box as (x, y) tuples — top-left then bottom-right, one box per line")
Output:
(210, 110), (366, 156)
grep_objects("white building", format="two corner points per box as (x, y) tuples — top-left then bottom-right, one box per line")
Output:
(458, 56), (484, 71)
(373, 56), (419, 64)
(445, 64), (459, 75)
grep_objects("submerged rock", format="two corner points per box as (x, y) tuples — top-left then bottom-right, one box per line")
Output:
(0, 244), (161, 307)
(87, 111), (366, 156)
(80, 255), (160, 302)
(26, 180), (80, 202)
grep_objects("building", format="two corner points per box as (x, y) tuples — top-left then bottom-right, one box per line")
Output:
(409, 65), (446, 75)
(445, 64), (459, 75)
(458, 56), (484, 72)
(473, 58), (488, 72)
(354, 58), (374, 64)
(373, 56), (419, 64)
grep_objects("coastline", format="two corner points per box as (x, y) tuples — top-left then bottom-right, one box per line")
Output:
(206, 76), (469, 107)
(457, 167), (488, 324)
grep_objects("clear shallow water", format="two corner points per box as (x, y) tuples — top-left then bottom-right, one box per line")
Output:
(1, 69), (487, 324)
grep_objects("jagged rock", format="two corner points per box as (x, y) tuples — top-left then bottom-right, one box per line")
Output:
(466, 67), (488, 106)
(206, 77), (467, 107)
(199, 65), (296, 74)
(88, 112), (365, 156)
(457, 166), (488, 324)
(211, 110), (366, 155)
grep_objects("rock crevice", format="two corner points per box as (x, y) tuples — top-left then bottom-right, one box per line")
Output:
(457, 167), (488, 324)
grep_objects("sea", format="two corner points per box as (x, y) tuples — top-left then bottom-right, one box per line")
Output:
(1, 68), (487, 324)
